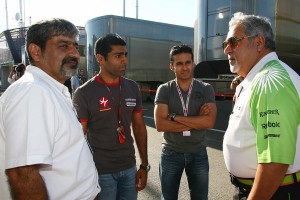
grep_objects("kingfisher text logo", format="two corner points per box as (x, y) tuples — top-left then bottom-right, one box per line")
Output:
(259, 109), (279, 117)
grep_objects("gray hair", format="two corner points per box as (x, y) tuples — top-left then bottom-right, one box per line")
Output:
(229, 12), (276, 51)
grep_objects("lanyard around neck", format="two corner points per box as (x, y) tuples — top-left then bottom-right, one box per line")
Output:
(98, 75), (122, 124)
(175, 79), (194, 116)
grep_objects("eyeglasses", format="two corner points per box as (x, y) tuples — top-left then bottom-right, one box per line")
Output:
(222, 35), (256, 50)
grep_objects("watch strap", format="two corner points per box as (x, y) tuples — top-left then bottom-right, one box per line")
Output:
(140, 164), (150, 172)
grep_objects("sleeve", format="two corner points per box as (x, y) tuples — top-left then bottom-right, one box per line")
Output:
(133, 82), (143, 113)
(250, 65), (300, 164)
(154, 83), (169, 105)
(73, 87), (89, 121)
(4, 86), (57, 169)
(203, 83), (216, 103)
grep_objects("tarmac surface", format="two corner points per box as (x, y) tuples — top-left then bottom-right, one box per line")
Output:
(136, 100), (235, 200)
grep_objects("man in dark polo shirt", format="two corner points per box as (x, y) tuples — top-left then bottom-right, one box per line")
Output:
(73, 33), (149, 200)
(154, 44), (217, 200)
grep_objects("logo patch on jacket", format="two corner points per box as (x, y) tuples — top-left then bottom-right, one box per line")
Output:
(125, 98), (136, 107)
(99, 97), (111, 111)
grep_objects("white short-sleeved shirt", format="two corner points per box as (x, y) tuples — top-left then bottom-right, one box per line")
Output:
(223, 52), (300, 178)
(0, 66), (100, 199)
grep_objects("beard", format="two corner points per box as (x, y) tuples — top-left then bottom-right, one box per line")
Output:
(61, 57), (79, 78)
(62, 66), (77, 78)
(230, 64), (239, 74)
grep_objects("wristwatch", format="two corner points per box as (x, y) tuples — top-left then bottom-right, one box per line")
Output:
(169, 113), (176, 121)
(140, 164), (151, 172)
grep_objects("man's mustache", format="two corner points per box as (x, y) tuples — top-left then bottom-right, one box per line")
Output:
(62, 57), (79, 66)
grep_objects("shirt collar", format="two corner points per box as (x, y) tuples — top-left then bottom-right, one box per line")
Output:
(26, 65), (71, 98)
(240, 52), (278, 90)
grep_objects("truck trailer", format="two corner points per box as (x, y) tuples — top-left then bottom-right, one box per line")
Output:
(194, 0), (300, 99)
(85, 15), (194, 101)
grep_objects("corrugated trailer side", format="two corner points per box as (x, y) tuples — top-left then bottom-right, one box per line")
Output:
(194, 0), (300, 99)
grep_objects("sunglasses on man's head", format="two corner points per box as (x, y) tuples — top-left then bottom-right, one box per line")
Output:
(222, 35), (256, 50)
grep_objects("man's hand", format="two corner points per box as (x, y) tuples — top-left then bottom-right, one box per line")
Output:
(199, 103), (210, 116)
(136, 168), (148, 191)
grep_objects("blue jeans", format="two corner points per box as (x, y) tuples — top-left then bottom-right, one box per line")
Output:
(160, 147), (209, 200)
(98, 166), (137, 200)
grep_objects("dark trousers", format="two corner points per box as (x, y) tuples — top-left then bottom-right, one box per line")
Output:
(231, 176), (300, 200)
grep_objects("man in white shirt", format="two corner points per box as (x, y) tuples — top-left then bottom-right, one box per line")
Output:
(0, 18), (100, 200)
(223, 12), (300, 200)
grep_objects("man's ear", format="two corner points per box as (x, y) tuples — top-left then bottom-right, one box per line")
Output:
(96, 54), (104, 63)
(255, 35), (265, 51)
(170, 63), (174, 71)
(28, 44), (41, 62)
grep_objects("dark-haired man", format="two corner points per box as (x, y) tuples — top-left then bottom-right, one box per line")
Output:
(154, 44), (217, 200)
(73, 33), (149, 200)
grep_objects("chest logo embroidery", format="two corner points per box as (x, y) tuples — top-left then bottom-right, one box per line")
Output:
(99, 97), (111, 111)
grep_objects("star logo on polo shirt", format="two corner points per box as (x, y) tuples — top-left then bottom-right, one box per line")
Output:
(99, 97), (111, 111)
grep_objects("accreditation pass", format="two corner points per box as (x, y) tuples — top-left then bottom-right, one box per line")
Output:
(183, 130), (191, 136)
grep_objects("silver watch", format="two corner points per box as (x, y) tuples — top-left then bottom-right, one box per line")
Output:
(140, 164), (151, 172)
(169, 113), (176, 121)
